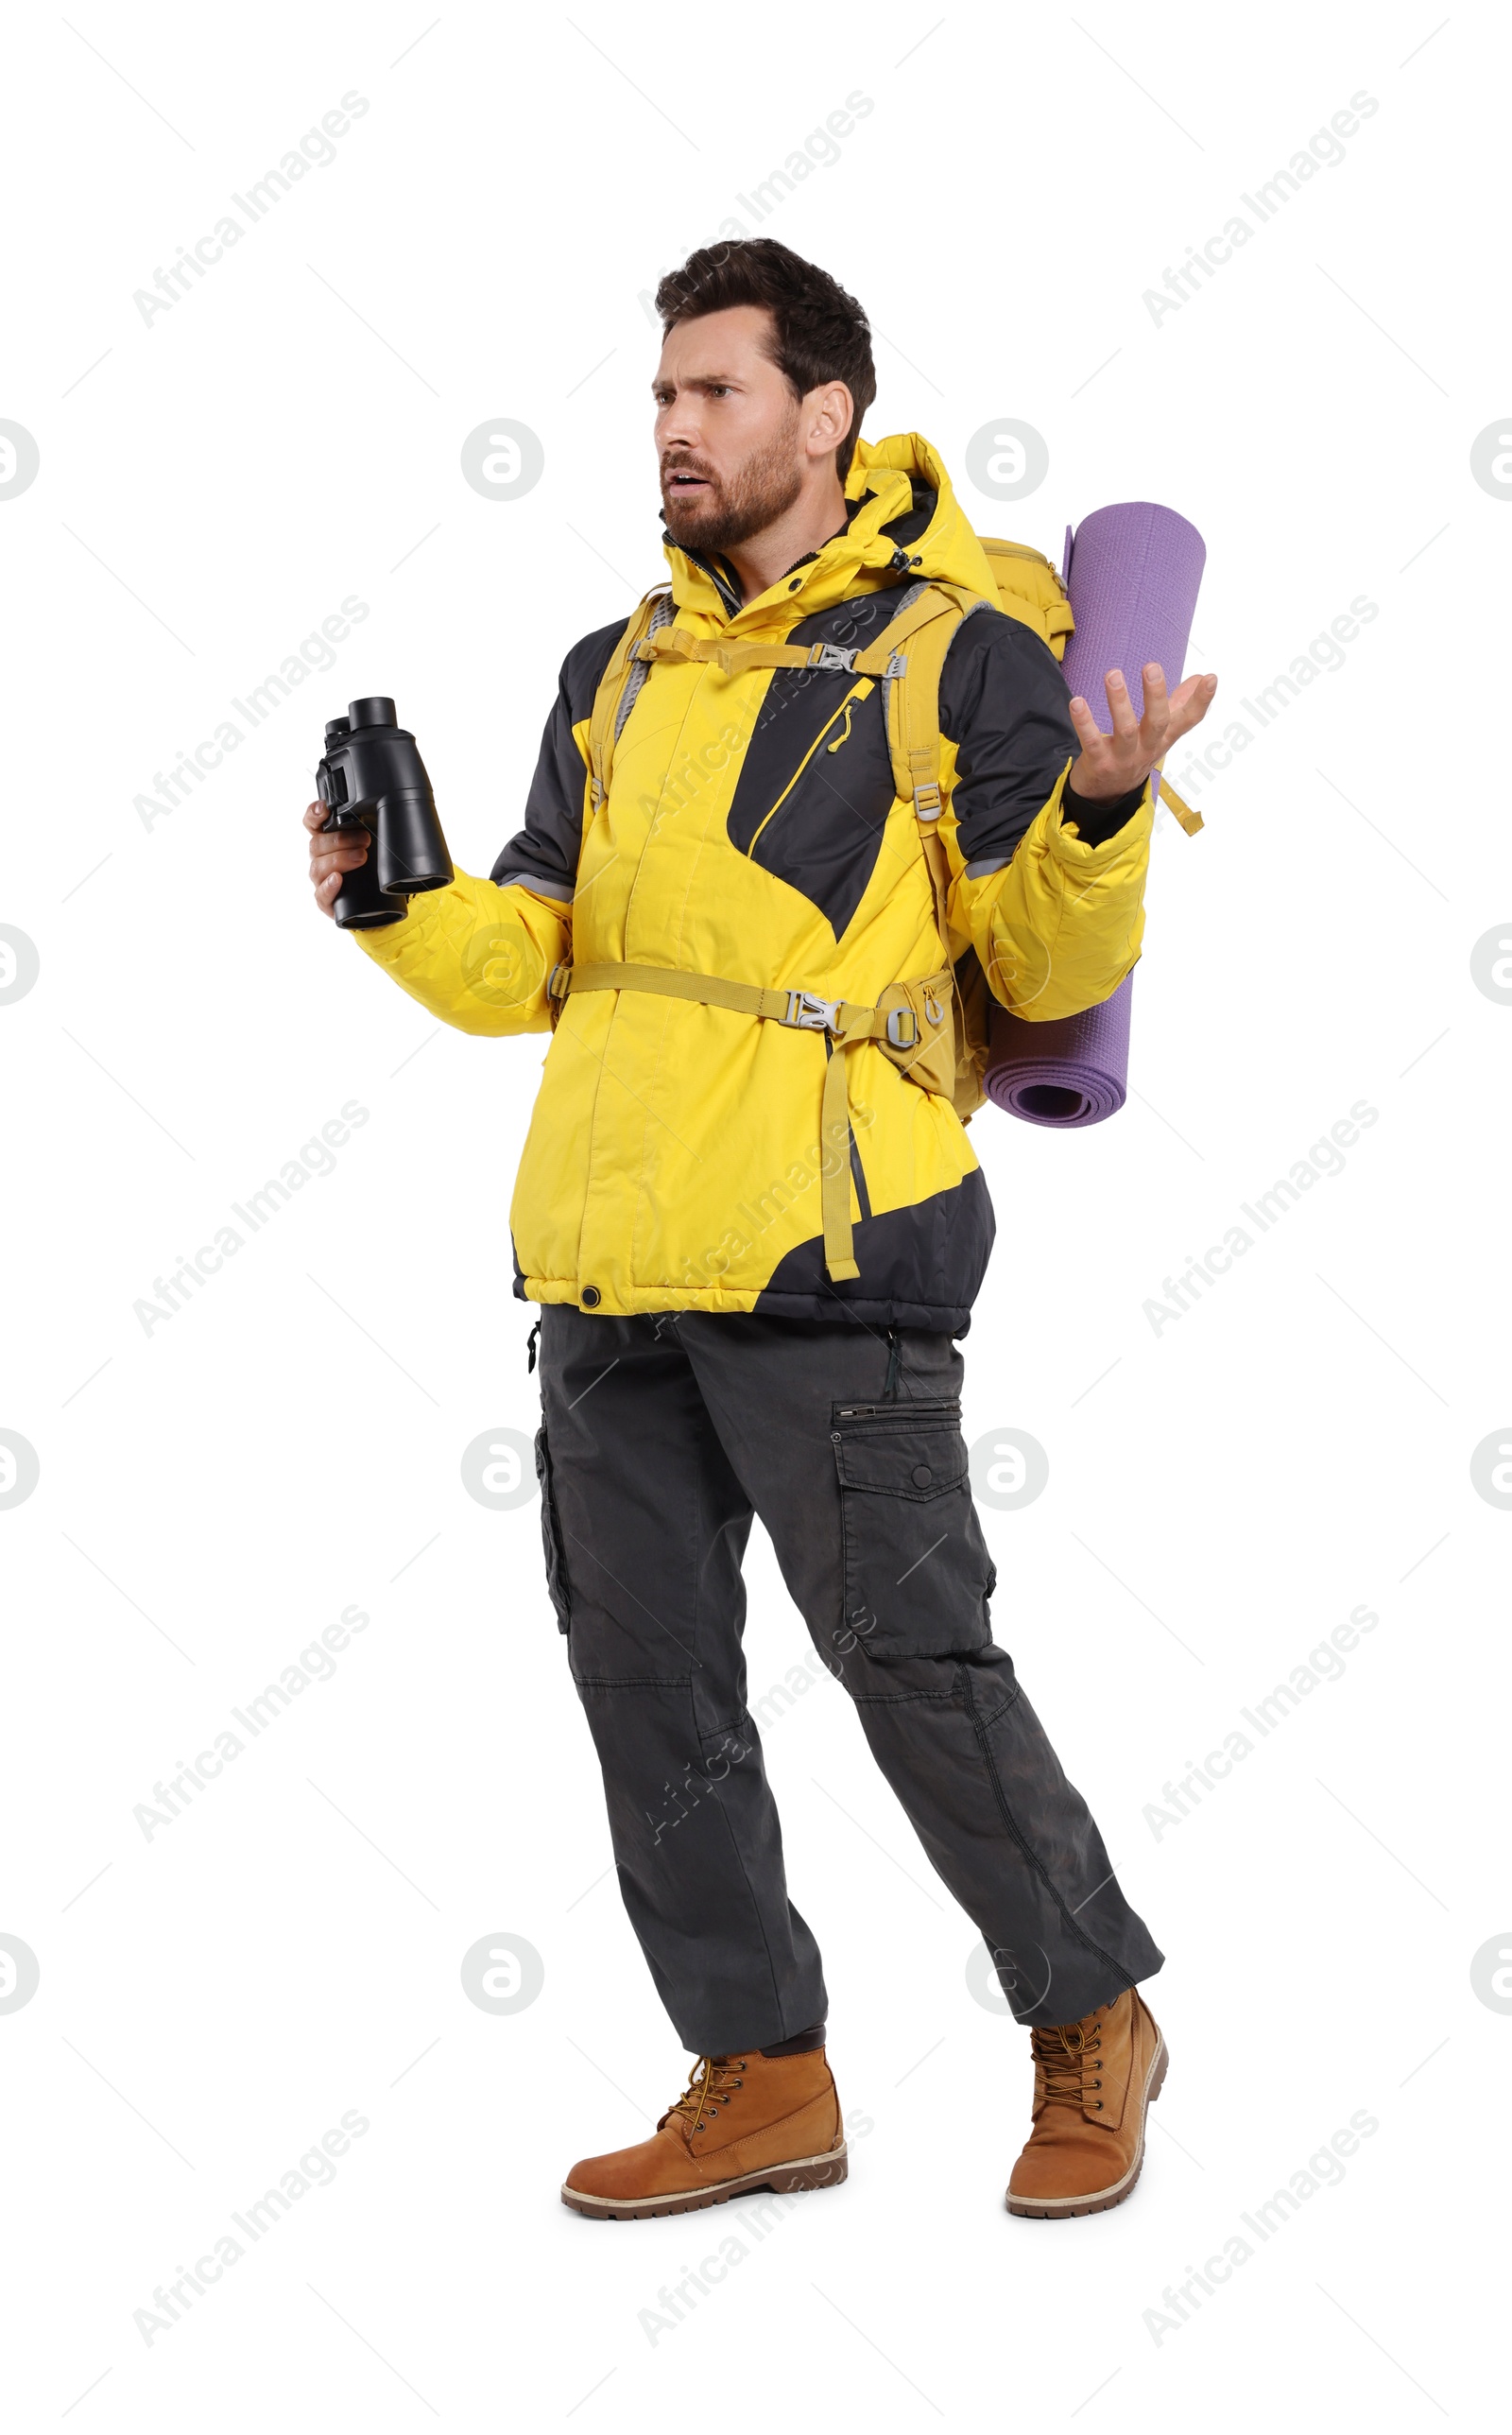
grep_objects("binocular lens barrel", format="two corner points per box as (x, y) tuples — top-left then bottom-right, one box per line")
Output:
(318, 696), (453, 931)
(329, 830), (408, 928)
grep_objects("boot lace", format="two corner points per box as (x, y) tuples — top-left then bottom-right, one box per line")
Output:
(1030, 2017), (1104, 2107)
(663, 2054), (747, 2137)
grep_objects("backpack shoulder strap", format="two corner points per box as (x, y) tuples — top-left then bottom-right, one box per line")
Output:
(874, 579), (984, 812)
(585, 586), (673, 809)
(859, 579), (1000, 1120)
(857, 579), (989, 950)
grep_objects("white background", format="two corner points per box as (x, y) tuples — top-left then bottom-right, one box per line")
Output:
(2, 2), (1505, 2426)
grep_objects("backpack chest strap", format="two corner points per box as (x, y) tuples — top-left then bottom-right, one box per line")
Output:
(633, 628), (901, 681)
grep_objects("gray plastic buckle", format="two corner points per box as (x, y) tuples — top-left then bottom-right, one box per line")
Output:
(784, 989), (841, 1032)
(808, 642), (857, 672)
(885, 1008), (919, 1049)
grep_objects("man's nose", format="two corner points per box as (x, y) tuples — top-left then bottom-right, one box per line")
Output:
(657, 403), (703, 456)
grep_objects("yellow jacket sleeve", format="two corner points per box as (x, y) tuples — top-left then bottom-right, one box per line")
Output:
(954, 760), (1153, 1022)
(350, 868), (567, 1037)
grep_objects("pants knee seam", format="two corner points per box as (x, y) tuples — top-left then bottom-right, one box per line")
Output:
(974, 1684), (1023, 1730)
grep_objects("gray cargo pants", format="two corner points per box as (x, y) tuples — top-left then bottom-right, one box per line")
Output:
(536, 1305), (1162, 2051)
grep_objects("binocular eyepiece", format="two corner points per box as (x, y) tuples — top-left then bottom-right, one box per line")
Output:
(317, 696), (453, 930)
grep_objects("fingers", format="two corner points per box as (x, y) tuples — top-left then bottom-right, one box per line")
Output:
(1071, 672), (1143, 750)
(306, 803), (367, 864)
(309, 822), (369, 868)
(1068, 665), (1220, 807)
(1071, 670), (1149, 785)
(308, 795), (368, 920)
(1137, 663), (1169, 759)
(312, 840), (369, 875)
(1168, 671), (1217, 715)
(1164, 670), (1219, 744)
(1102, 667), (1139, 741)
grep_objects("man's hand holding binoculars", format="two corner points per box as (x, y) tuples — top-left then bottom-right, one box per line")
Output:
(303, 697), (453, 929)
(305, 796), (370, 919)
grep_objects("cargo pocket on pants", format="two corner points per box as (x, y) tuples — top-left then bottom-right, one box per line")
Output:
(831, 1397), (995, 1661)
(535, 1424), (572, 1632)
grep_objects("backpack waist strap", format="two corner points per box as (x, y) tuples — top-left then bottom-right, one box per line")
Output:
(547, 958), (950, 1284)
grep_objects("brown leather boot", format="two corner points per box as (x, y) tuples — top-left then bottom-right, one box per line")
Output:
(561, 2046), (848, 2219)
(1006, 1987), (1168, 2219)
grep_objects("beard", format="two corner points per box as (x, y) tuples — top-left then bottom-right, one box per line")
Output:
(660, 421), (806, 554)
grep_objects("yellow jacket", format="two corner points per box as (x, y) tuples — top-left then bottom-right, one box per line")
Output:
(353, 432), (1153, 1329)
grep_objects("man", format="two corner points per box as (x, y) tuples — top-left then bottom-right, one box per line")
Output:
(305, 239), (1216, 2221)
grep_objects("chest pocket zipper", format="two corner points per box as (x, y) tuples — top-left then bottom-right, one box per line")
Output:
(746, 677), (875, 857)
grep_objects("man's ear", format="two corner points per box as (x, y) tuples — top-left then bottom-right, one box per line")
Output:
(805, 380), (854, 464)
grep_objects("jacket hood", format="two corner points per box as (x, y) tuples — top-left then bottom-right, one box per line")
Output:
(663, 430), (1000, 624)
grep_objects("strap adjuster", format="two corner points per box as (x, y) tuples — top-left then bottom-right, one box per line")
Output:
(807, 642), (857, 672)
(885, 1008), (919, 1049)
(547, 962), (572, 1001)
(913, 782), (942, 819)
(783, 988), (842, 1032)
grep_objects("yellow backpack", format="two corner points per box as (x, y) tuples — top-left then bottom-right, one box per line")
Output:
(584, 539), (1201, 1126)
(865, 536), (1201, 1119)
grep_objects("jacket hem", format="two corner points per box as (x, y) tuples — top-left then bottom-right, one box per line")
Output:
(518, 1277), (971, 1332)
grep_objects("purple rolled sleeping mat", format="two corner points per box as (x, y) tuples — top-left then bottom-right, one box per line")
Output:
(982, 501), (1206, 1127)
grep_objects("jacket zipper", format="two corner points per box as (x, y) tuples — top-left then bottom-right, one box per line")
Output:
(681, 544), (743, 618)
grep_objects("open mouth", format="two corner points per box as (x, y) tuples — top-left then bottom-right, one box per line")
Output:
(663, 468), (713, 494)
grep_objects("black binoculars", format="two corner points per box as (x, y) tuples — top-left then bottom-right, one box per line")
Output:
(317, 697), (453, 929)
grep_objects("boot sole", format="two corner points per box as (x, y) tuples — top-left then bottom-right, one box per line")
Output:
(561, 2143), (849, 2220)
(1005, 2034), (1169, 2219)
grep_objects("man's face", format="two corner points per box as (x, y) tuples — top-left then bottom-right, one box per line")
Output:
(653, 304), (812, 554)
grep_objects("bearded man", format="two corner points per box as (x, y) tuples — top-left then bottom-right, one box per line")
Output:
(305, 237), (1215, 2220)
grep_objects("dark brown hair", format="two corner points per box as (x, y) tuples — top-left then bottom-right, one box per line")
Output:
(655, 239), (875, 480)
